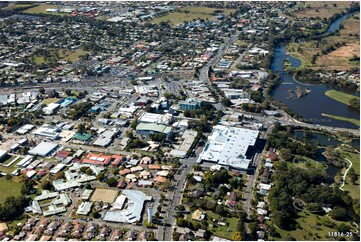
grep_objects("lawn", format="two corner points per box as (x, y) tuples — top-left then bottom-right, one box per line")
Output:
(150, 6), (236, 26)
(0, 176), (22, 205)
(321, 113), (360, 127)
(205, 210), (239, 240)
(41, 98), (61, 105)
(325, 90), (359, 106)
(62, 48), (89, 62)
(271, 211), (358, 240)
(340, 150), (360, 200)
(23, 4), (69, 16)
(34, 56), (46, 65)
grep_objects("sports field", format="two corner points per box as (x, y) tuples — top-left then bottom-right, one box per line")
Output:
(23, 4), (68, 16)
(90, 188), (118, 203)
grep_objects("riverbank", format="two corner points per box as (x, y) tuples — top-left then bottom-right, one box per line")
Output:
(325, 90), (359, 106)
(286, 11), (360, 71)
(322, 113), (360, 127)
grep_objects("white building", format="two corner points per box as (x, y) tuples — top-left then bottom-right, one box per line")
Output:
(138, 112), (173, 125)
(43, 103), (60, 115)
(93, 130), (114, 147)
(32, 124), (61, 140)
(28, 142), (59, 157)
(198, 125), (259, 170)
(103, 190), (152, 224)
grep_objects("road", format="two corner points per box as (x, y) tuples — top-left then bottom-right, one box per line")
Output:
(243, 121), (273, 217)
(160, 153), (200, 241)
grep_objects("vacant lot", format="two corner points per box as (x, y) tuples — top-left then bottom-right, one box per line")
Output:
(287, 13), (360, 70)
(325, 90), (359, 105)
(290, 1), (352, 19)
(23, 4), (69, 16)
(151, 6), (236, 26)
(0, 177), (22, 205)
(90, 188), (118, 203)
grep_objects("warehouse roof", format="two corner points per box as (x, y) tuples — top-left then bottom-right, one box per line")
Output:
(198, 125), (259, 169)
(103, 190), (152, 224)
(136, 123), (171, 134)
(28, 142), (59, 156)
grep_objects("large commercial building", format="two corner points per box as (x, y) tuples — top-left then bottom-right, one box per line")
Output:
(28, 142), (59, 157)
(103, 190), (152, 224)
(197, 125), (259, 170)
(32, 124), (61, 140)
(92, 130), (114, 147)
(136, 123), (172, 136)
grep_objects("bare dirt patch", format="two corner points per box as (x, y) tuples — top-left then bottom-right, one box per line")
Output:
(90, 188), (119, 203)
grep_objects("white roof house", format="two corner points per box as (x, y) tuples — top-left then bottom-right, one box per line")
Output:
(198, 125), (259, 170)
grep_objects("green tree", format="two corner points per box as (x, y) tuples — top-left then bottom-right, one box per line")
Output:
(86, 168), (94, 176)
(77, 123), (86, 134)
(106, 177), (118, 187)
(41, 180), (53, 191)
(221, 98), (233, 107)
(329, 206), (349, 221)
(92, 210), (101, 218)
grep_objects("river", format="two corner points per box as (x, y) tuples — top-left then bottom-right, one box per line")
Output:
(270, 12), (360, 129)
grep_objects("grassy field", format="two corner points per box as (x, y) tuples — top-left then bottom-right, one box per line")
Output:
(150, 6), (236, 26)
(287, 13), (360, 70)
(340, 150), (360, 199)
(30, 48), (88, 65)
(34, 56), (46, 65)
(41, 98), (60, 105)
(0, 176), (22, 204)
(62, 48), (89, 62)
(321, 113), (360, 126)
(325, 90), (359, 105)
(23, 4), (69, 16)
(289, 2), (352, 19)
(271, 211), (357, 240)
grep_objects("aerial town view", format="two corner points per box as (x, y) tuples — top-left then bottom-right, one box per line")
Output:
(0, 1), (359, 241)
